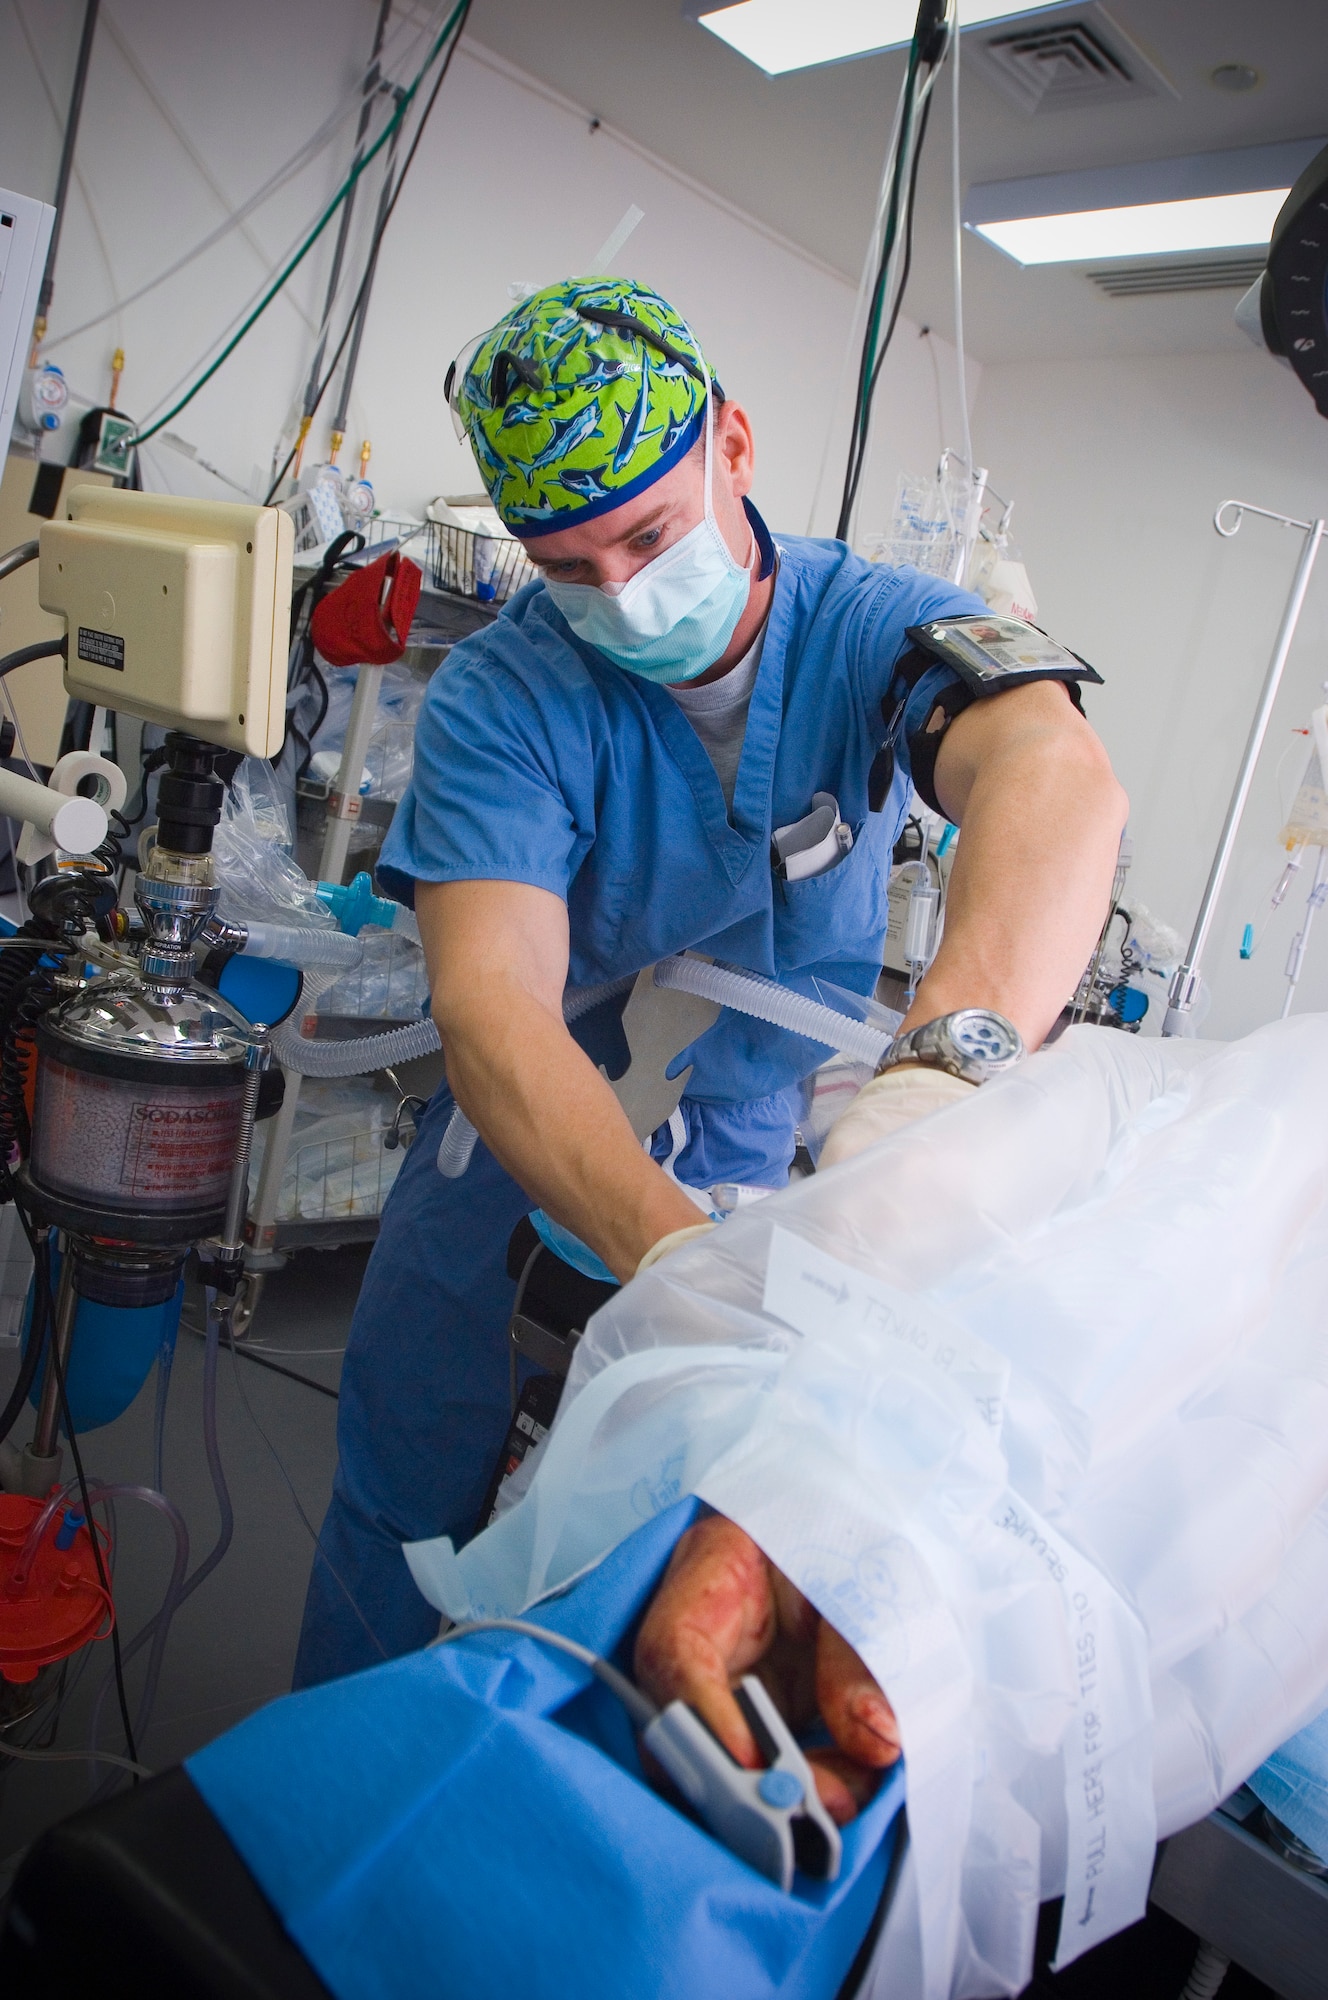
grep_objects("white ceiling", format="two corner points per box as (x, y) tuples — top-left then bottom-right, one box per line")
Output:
(459, 0), (1328, 363)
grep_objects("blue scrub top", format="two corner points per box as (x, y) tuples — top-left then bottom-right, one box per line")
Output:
(380, 516), (981, 1105)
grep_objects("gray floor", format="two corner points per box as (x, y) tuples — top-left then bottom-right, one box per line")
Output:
(0, 1242), (368, 1872)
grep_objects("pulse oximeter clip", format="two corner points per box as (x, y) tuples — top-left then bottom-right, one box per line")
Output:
(434, 1620), (842, 1892)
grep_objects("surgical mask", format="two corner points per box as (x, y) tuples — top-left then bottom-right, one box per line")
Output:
(541, 375), (753, 684)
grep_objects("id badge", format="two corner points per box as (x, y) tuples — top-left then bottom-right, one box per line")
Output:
(905, 613), (1103, 694)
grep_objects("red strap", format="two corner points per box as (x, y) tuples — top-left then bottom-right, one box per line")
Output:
(310, 550), (423, 666)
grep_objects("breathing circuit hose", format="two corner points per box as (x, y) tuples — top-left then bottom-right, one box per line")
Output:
(651, 957), (893, 1068)
(241, 923), (363, 968)
(436, 959), (893, 1179)
(267, 949), (894, 1165)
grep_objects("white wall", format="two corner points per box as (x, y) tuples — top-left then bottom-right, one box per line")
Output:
(974, 346), (1328, 1039)
(0, 3), (976, 540)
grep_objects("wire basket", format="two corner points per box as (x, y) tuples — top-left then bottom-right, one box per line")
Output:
(426, 521), (536, 603)
(277, 1127), (404, 1222)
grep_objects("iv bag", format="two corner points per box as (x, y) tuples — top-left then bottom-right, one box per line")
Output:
(1280, 707), (1328, 848)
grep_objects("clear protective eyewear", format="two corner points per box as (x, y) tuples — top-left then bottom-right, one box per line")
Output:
(443, 308), (709, 445)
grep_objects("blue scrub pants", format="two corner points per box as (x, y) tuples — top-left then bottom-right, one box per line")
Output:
(293, 1082), (802, 1689)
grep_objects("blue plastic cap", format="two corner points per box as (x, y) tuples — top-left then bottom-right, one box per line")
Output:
(1240, 922), (1255, 961)
(54, 1508), (85, 1551)
(757, 1768), (803, 1810)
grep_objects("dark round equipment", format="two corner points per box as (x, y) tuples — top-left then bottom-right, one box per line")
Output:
(1255, 141), (1328, 416)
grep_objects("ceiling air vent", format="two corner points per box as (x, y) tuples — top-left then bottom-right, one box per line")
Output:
(1088, 256), (1267, 298)
(973, 4), (1176, 115)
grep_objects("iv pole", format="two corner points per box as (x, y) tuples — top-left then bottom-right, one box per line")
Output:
(1163, 499), (1327, 1036)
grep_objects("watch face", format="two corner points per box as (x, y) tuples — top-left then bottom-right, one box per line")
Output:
(948, 1010), (1021, 1066)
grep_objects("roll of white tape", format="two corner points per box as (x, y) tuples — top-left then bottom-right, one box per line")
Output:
(48, 749), (129, 816)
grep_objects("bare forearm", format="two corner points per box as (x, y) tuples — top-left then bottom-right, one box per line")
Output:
(906, 692), (1128, 1048)
(440, 989), (700, 1280)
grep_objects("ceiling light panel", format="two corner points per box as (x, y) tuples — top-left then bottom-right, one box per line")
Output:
(696, 0), (1064, 76)
(975, 188), (1290, 265)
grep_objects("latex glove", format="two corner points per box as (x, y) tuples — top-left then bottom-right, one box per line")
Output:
(634, 1512), (900, 1826)
(818, 1064), (976, 1171)
(635, 1220), (716, 1277)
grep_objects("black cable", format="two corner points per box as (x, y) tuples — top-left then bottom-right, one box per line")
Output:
(838, 61), (937, 536)
(0, 638), (66, 680)
(862, 86), (935, 424)
(225, 1336), (339, 1401)
(0, 1273), (49, 1448)
(3, 1197), (140, 1773)
(834, 1810), (910, 2000)
(264, 0), (474, 506)
(36, 0), (100, 324)
(838, 41), (922, 538)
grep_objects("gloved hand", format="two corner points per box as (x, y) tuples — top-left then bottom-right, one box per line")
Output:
(817, 1064), (976, 1171)
(636, 1220), (716, 1276)
(635, 1512), (899, 1826)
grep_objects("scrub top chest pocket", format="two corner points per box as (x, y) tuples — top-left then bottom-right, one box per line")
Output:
(772, 808), (891, 974)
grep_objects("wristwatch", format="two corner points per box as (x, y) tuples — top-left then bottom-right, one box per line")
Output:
(875, 1008), (1024, 1085)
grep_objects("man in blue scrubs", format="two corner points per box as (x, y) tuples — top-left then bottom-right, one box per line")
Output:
(293, 278), (1127, 1687)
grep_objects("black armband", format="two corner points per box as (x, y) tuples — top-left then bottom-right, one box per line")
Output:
(867, 614), (1102, 818)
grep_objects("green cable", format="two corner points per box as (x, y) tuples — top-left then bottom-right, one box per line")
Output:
(131, 0), (467, 449)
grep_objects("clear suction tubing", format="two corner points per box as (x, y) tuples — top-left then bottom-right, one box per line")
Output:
(436, 958), (894, 1180)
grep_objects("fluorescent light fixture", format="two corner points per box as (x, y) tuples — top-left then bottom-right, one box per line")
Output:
(696, 0), (1061, 76)
(964, 142), (1325, 267)
(974, 188), (1289, 265)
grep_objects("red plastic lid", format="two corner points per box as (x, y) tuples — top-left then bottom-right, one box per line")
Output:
(0, 1492), (112, 1683)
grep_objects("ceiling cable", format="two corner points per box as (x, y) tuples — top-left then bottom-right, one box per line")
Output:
(263, 0), (473, 504)
(128, 0), (468, 452)
(31, 0), (101, 349)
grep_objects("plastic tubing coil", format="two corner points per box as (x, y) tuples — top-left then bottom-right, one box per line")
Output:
(267, 961), (442, 1077)
(652, 956), (891, 1067)
(242, 923), (363, 968)
(437, 974), (635, 1179)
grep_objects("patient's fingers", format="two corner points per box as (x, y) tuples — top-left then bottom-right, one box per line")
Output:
(806, 1747), (883, 1827)
(815, 1619), (901, 1770)
(635, 1515), (777, 1766)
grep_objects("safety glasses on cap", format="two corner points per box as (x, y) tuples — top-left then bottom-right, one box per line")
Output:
(444, 307), (710, 444)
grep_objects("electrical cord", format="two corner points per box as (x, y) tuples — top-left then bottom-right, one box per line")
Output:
(0, 639), (66, 680)
(227, 1337), (339, 1401)
(264, 0), (474, 504)
(0, 1281), (48, 1449)
(836, 0), (951, 540)
(132, 0), (469, 452)
(10, 1211), (141, 1774)
(432, 1617), (657, 1729)
(181, 1306), (341, 1398)
(224, 1332), (386, 1662)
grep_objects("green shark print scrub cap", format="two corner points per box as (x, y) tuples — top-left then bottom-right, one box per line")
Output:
(445, 277), (721, 537)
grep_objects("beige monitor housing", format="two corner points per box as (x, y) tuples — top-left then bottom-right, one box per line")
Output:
(38, 488), (294, 758)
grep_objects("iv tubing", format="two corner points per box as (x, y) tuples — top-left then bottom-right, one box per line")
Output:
(8, 1475), (189, 1777)
(90, 1303), (230, 1786)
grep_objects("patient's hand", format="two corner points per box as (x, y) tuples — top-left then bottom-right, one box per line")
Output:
(634, 1512), (900, 1827)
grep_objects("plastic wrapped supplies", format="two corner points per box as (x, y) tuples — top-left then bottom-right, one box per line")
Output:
(248, 1077), (402, 1222)
(405, 1020), (1328, 2000)
(214, 759), (337, 931)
